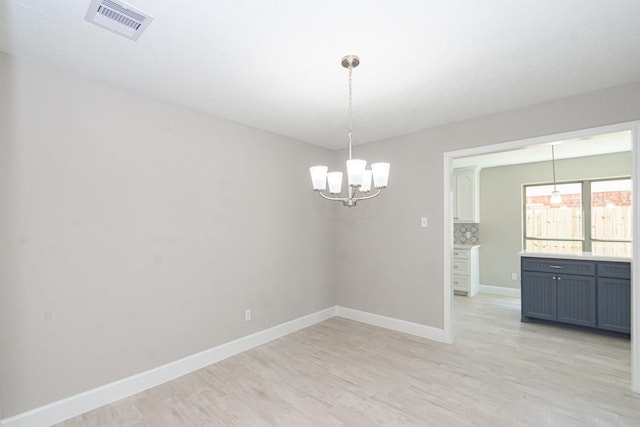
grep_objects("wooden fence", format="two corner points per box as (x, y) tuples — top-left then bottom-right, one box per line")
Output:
(525, 206), (632, 256)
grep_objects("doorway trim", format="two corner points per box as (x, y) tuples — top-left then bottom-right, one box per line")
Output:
(443, 120), (640, 392)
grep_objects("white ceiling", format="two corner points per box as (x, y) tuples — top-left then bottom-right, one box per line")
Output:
(452, 131), (632, 169)
(1, 1), (640, 149)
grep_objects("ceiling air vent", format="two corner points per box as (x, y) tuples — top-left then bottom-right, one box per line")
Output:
(85, 0), (153, 41)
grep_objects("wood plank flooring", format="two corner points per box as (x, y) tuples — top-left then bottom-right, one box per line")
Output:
(58, 294), (640, 426)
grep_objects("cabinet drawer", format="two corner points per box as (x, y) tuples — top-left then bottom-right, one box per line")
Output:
(453, 259), (470, 275)
(598, 262), (630, 279)
(453, 274), (470, 292)
(452, 249), (470, 259)
(521, 257), (595, 276)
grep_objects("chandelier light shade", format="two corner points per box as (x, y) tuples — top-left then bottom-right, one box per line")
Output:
(309, 55), (389, 207)
(372, 162), (390, 188)
(310, 166), (328, 190)
(327, 172), (343, 194)
(360, 169), (373, 192)
(347, 159), (367, 187)
(550, 144), (562, 205)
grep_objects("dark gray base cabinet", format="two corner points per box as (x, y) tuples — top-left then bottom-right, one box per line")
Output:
(521, 257), (630, 335)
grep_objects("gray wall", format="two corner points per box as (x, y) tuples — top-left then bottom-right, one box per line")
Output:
(0, 53), (336, 416)
(335, 82), (640, 329)
(479, 152), (632, 289)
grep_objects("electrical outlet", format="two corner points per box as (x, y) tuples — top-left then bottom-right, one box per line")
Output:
(511, 273), (518, 281)
(244, 309), (252, 321)
(466, 231), (471, 238)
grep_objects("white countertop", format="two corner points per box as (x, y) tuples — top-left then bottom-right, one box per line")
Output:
(518, 251), (631, 263)
(454, 245), (481, 249)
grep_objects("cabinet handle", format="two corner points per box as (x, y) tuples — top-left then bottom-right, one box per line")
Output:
(552, 276), (556, 280)
(549, 265), (563, 269)
(454, 265), (459, 269)
(557, 277), (561, 280)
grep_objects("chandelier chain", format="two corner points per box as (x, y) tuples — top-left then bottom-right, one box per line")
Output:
(348, 63), (353, 160)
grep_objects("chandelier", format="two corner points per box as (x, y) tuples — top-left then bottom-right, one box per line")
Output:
(309, 55), (390, 207)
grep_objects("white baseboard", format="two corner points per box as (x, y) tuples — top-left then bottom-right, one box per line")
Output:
(335, 306), (446, 343)
(0, 307), (337, 427)
(1, 305), (445, 427)
(480, 284), (521, 297)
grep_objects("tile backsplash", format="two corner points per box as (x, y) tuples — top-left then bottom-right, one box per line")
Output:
(454, 223), (480, 245)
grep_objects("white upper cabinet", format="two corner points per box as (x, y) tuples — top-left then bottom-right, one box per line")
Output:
(453, 167), (479, 223)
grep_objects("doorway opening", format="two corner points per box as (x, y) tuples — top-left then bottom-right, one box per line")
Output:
(443, 121), (640, 392)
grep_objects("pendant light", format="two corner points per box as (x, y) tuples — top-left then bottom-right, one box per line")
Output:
(550, 145), (562, 204)
(309, 55), (389, 207)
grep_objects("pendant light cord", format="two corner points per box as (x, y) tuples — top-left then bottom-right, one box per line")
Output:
(552, 145), (557, 191)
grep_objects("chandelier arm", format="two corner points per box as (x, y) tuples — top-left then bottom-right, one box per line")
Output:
(317, 191), (347, 202)
(351, 189), (382, 202)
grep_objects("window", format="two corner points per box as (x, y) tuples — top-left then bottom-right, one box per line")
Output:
(524, 182), (583, 254)
(524, 178), (631, 256)
(591, 179), (632, 256)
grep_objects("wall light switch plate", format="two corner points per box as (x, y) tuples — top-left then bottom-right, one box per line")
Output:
(421, 217), (428, 228)
(244, 309), (252, 321)
(512, 273), (518, 281)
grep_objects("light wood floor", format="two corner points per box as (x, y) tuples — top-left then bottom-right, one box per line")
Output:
(58, 294), (640, 426)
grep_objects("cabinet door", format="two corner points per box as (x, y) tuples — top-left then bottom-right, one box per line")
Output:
(556, 274), (596, 327)
(454, 170), (476, 222)
(597, 277), (631, 333)
(521, 272), (556, 321)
